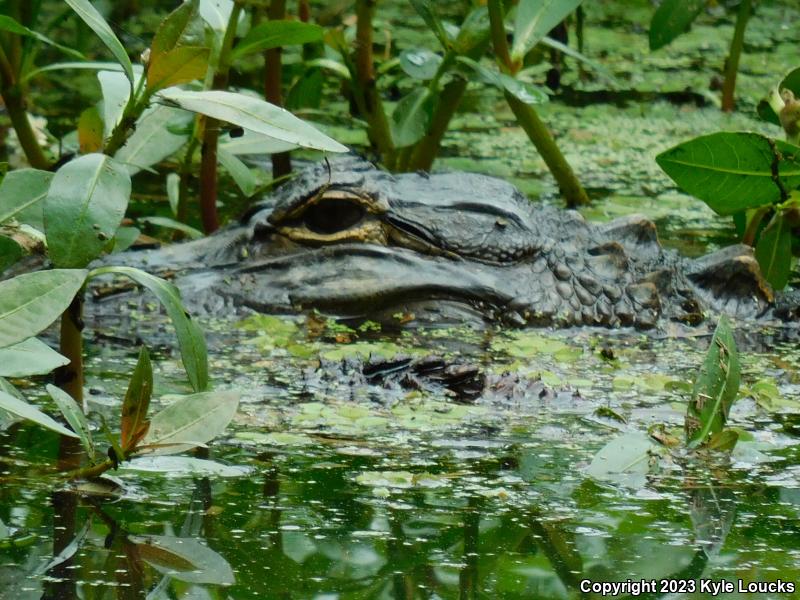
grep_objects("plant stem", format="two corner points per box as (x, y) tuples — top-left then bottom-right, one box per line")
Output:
(104, 77), (150, 157)
(742, 205), (770, 246)
(505, 92), (588, 207)
(487, 0), (588, 207)
(176, 136), (199, 231)
(0, 44), (50, 169)
(354, 0), (395, 166)
(58, 290), (85, 404)
(264, 0), (291, 180)
(721, 0), (751, 112)
(199, 1), (243, 233)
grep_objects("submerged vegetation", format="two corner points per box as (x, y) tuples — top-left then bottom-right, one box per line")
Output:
(0, 0), (799, 597)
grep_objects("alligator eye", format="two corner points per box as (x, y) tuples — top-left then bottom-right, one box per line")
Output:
(302, 198), (365, 234)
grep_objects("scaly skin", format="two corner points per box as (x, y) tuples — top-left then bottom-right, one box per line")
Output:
(95, 157), (799, 329)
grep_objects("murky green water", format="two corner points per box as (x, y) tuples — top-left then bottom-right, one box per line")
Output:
(3, 0), (800, 597)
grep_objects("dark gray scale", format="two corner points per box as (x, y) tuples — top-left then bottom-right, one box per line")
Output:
(384, 172), (541, 264)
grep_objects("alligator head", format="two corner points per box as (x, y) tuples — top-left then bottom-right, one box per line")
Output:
(106, 156), (797, 329)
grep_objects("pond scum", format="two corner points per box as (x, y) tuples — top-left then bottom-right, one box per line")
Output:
(1, 0), (799, 598)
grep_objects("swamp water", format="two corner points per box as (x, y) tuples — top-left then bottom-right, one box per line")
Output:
(3, 0), (800, 598)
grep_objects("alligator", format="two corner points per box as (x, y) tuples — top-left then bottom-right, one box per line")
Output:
(98, 156), (799, 330)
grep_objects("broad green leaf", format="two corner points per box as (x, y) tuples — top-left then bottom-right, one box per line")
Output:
(140, 216), (203, 240)
(88, 266), (208, 391)
(399, 49), (442, 81)
(0, 390), (78, 438)
(151, 0), (201, 57)
(511, 0), (583, 62)
(0, 237), (23, 274)
(0, 269), (87, 349)
(64, 0), (134, 88)
(147, 46), (210, 92)
(127, 534), (236, 583)
(286, 68), (324, 110)
(219, 130), (297, 155)
(453, 7), (490, 55)
(304, 58), (351, 80)
(198, 0), (236, 32)
(457, 57), (548, 105)
(78, 106), (104, 154)
(121, 347), (153, 452)
(755, 212), (793, 290)
(217, 148), (258, 197)
(114, 105), (193, 175)
(656, 133), (800, 215)
(124, 456), (250, 478)
(649, 0), (706, 51)
(233, 20), (323, 58)
(46, 384), (95, 459)
(0, 338), (68, 377)
(584, 431), (659, 489)
(391, 88), (435, 148)
(138, 390), (239, 455)
(157, 89), (347, 152)
(44, 153), (131, 268)
(24, 61), (129, 82)
(758, 67), (800, 126)
(0, 15), (85, 60)
(0, 168), (54, 229)
(98, 69), (144, 138)
(686, 316), (740, 449)
(410, 0), (450, 49)
(706, 429), (739, 453)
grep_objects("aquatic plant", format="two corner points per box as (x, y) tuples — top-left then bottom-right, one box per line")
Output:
(656, 68), (800, 290)
(649, 0), (752, 111)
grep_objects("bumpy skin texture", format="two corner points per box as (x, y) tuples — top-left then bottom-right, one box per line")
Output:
(98, 157), (798, 329)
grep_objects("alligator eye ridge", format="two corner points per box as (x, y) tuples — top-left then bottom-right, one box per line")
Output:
(302, 198), (366, 234)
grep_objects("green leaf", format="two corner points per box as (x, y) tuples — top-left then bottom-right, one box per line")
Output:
(0, 168), (54, 229)
(124, 456), (251, 478)
(705, 429), (739, 453)
(0, 237), (23, 274)
(137, 390), (239, 455)
(540, 35), (618, 86)
(219, 130), (297, 155)
(391, 88), (435, 148)
(584, 431), (659, 489)
(166, 173), (180, 216)
(78, 106), (104, 153)
(114, 105), (193, 176)
(150, 0), (200, 58)
(64, 0), (134, 88)
(198, 0), (237, 32)
(754, 212), (793, 290)
(46, 384), (95, 459)
(0, 15), (86, 60)
(158, 89), (347, 153)
(217, 147), (258, 197)
(457, 56), (548, 105)
(0, 390), (78, 438)
(233, 20), (323, 58)
(112, 226), (140, 253)
(511, 0), (583, 62)
(656, 133), (800, 215)
(146, 46), (210, 92)
(0, 338), (68, 377)
(453, 6), (490, 55)
(649, 0), (706, 51)
(121, 347), (153, 452)
(24, 61), (130, 82)
(140, 216), (203, 240)
(410, 0), (450, 49)
(399, 49), (442, 80)
(44, 153), (132, 268)
(98, 69), (144, 138)
(88, 266), (208, 392)
(127, 534), (236, 583)
(0, 269), (87, 349)
(686, 316), (740, 449)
